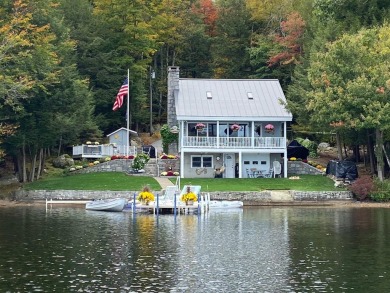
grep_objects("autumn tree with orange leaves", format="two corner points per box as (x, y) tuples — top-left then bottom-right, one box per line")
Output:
(191, 0), (218, 36)
(267, 12), (305, 67)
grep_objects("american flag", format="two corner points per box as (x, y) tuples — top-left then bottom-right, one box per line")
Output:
(112, 78), (128, 111)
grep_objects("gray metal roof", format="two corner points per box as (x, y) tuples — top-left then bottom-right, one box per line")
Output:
(175, 79), (292, 122)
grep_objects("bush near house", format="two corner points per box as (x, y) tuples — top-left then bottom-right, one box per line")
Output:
(132, 153), (150, 171)
(348, 176), (374, 201)
(296, 137), (318, 158)
(348, 176), (390, 202)
(370, 178), (390, 202)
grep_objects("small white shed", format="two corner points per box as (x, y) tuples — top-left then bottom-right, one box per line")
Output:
(107, 127), (137, 146)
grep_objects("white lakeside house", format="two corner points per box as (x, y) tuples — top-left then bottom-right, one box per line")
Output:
(167, 66), (292, 179)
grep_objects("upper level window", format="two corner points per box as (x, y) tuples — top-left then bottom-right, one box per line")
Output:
(191, 155), (213, 168)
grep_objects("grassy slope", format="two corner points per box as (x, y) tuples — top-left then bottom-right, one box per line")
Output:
(23, 172), (342, 192)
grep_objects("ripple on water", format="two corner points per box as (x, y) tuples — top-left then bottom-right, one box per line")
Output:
(1, 207), (390, 292)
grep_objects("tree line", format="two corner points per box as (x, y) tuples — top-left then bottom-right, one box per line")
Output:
(1, 0), (390, 182)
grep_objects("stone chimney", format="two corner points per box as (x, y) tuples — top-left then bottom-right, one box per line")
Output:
(167, 66), (179, 128)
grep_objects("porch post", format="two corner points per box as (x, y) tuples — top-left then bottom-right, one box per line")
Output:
(284, 151), (288, 178)
(238, 151), (242, 178)
(251, 121), (255, 147)
(180, 121), (185, 178)
(217, 121), (220, 148)
(284, 122), (288, 177)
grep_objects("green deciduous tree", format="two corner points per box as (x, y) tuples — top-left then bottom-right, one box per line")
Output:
(303, 25), (390, 180)
(0, 0), (97, 182)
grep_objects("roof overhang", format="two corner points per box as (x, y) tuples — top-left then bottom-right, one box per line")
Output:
(106, 127), (138, 137)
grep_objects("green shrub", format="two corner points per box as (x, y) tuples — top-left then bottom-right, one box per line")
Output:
(301, 138), (318, 158)
(132, 153), (150, 171)
(370, 178), (390, 202)
(160, 124), (178, 153)
(62, 168), (71, 176)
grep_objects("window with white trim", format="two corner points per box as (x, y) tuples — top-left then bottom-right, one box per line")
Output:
(191, 155), (213, 168)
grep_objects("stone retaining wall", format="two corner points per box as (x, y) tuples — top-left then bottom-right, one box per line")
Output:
(73, 159), (179, 177)
(291, 190), (353, 201)
(287, 161), (324, 175)
(15, 189), (353, 204)
(72, 159), (319, 178)
(16, 190), (134, 200)
(76, 159), (133, 174)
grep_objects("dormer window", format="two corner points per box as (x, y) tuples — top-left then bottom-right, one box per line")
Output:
(206, 91), (212, 99)
(247, 92), (253, 99)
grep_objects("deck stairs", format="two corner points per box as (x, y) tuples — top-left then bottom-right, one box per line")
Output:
(270, 190), (293, 202)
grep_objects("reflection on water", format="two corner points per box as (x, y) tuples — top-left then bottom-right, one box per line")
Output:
(1, 206), (390, 292)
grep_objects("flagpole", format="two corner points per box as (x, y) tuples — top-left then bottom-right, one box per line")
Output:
(126, 69), (130, 157)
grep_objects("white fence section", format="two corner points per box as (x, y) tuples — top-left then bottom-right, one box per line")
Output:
(182, 136), (285, 149)
(72, 144), (137, 158)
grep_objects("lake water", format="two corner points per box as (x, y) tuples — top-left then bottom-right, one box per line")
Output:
(1, 205), (390, 292)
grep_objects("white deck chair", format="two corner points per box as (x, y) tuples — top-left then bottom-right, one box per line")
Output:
(159, 185), (179, 205)
(273, 161), (282, 178)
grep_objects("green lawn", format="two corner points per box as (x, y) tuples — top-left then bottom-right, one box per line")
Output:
(176, 176), (340, 192)
(23, 172), (161, 191)
(23, 172), (342, 192)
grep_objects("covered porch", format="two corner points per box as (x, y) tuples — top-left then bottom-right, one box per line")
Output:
(182, 136), (285, 149)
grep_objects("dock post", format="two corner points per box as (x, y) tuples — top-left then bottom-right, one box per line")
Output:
(133, 193), (136, 215)
(197, 193), (201, 214)
(174, 191), (177, 217)
(156, 193), (159, 216)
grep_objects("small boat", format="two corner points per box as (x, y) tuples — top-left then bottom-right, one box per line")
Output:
(209, 200), (243, 209)
(85, 198), (127, 212)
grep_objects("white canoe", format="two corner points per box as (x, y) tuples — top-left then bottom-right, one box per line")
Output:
(85, 198), (127, 212)
(209, 200), (243, 209)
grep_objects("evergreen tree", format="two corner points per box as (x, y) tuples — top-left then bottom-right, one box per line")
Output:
(211, 0), (254, 78)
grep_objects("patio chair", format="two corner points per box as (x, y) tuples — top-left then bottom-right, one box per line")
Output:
(273, 161), (282, 178)
(158, 185), (179, 206)
(263, 169), (274, 178)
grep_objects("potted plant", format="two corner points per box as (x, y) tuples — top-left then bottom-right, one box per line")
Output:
(180, 186), (198, 205)
(195, 123), (206, 131)
(231, 124), (240, 132)
(137, 185), (155, 205)
(265, 124), (274, 133)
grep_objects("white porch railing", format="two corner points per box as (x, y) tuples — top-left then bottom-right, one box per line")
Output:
(182, 136), (285, 149)
(72, 144), (137, 158)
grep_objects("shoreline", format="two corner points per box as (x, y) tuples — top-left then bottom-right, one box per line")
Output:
(1, 199), (390, 208)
